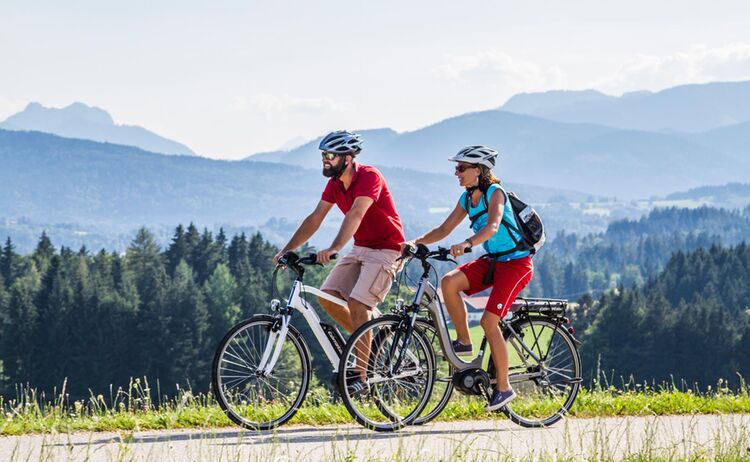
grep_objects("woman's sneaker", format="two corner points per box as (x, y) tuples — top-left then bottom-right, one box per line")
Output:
(484, 388), (516, 412)
(451, 339), (473, 356)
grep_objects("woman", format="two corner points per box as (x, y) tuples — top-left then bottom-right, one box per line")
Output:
(406, 145), (534, 411)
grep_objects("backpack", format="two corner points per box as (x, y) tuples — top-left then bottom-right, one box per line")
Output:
(463, 186), (546, 256)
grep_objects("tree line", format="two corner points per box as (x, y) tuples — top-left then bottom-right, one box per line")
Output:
(575, 243), (750, 387)
(0, 225), (330, 399)
(524, 206), (750, 299)
(1, 212), (748, 398)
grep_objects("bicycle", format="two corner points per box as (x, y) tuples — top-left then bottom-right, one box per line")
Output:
(211, 251), (435, 432)
(352, 244), (583, 428)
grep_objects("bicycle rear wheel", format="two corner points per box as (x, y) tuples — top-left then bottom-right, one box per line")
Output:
(338, 315), (435, 432)
(212, 314), (311, 430)
(500, 317), (581, 427)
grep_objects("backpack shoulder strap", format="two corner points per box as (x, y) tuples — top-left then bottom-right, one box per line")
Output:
(461, 190), (470, 213)
(469, 184), (502, 227)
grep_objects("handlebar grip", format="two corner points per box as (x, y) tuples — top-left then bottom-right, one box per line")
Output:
(464, 247), (473, 253)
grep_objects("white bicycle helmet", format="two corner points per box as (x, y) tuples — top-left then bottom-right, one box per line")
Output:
(319, 130), (363, 155)
(448, 145), (498, 169)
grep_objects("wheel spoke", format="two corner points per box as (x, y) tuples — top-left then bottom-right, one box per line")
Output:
(503, 318), (580, 428)
(213, 318), (309, 431)
(338, 317), (434, 431)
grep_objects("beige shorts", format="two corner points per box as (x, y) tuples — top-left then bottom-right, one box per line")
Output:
(321, 246), (401, 309)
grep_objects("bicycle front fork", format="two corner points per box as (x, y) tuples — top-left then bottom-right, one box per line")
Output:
(257, 314), (291, 376)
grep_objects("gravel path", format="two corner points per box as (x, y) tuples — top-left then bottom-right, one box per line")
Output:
(1, 414), (749, 461)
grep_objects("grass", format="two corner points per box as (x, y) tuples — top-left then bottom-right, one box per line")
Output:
(1, 377), (749, 436)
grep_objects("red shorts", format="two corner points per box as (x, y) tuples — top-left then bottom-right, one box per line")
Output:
(458, 256), (534, 317)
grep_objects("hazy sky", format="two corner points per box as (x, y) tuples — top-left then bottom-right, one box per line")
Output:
(2, 1), (750, 159)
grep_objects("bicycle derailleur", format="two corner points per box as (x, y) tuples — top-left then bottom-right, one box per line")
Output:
(452, 368), (492, 399)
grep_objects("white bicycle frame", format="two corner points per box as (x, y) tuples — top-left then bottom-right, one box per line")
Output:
(259, 279), (350, 375)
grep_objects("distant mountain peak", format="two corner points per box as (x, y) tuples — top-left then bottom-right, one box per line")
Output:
(15, 102), (116, 126)
(500, 89), (614, 115)
(500, 80), (750, 133)
(620, 90), (652, 99)
(0, 101), (194, 156)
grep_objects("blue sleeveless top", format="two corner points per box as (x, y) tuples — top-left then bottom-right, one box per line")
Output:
(459, 184), (531, 261)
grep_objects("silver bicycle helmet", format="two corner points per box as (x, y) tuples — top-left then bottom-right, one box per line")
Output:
(319, 130), (363, 155)
(448, 145), (498, 169)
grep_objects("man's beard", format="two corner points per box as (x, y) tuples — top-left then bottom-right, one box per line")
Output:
(322, 160), (347, 178)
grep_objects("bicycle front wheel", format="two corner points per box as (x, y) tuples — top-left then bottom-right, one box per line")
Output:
(212, 315), (311, 431)
(338, 315), (435, 432)
(501, 317), (581, 427)
(413, 319), (454, 425)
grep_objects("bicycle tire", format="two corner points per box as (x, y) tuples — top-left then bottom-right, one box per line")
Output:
(412, 319), (455, 425)
(496, 316), (581, 427)
(337, 315), (435, 432)
(212, 314), (312, 431)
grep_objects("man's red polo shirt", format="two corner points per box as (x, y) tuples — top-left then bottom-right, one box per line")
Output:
(321, 163), (405, 251)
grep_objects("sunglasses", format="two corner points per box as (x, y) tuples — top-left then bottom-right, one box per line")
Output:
(454, 164), (477, 173)
(321, 151), (338, 161)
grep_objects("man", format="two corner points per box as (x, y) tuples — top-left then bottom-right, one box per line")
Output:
(273, 130), (405, 389)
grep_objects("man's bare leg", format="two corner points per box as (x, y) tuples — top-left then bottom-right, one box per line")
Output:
(349, 298), (372, 381)
(317, 290), (353, 333)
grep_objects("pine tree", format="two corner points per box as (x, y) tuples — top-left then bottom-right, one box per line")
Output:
(1, 237), (18, 287)
(165, 260), (209, 386)
(165, 225), (187, 276)
(33, 251), (76, 391)
(127, 228), (170, 382)
(1, 264), (41, 389)
(0, 278), (8, 385)
(204, 263), (240, 352)
(193, 229), (223, 285)
(32, 232), (55, 275)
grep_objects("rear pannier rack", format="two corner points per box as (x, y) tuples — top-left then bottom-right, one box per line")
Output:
(509, 297), (567, 316)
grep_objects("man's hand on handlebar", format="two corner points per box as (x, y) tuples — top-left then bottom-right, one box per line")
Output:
(316, 248), (339, 265)
(400, 240), (416, 259)
(273, 250), (289, 266)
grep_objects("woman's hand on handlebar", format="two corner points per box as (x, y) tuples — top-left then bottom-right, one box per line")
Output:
(449, 240), (473, 258)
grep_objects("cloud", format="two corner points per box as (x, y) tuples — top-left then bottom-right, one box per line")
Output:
(432, 51), (567, 89)
(236, 93), (353, 116)
(594, 43), (750, 92)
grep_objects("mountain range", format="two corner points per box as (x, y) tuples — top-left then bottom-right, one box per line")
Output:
(2, 80), (750, 251)
(2, 126), (749, 253)
(500, 81), (750, 132)
(247, 82), (750, 199)
(0, 128), (601, 246)
(0, 102), (195, 156)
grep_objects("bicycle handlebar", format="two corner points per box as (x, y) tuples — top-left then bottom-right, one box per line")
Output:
(400, 243), (472, 262)
(277, 251), (337, 269)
